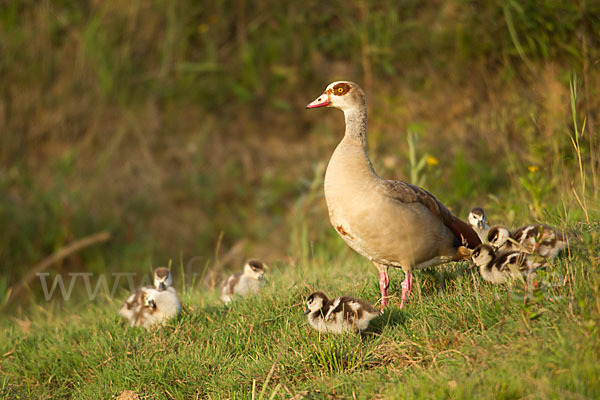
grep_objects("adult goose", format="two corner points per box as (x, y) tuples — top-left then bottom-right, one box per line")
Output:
(306, 81), (480, 310)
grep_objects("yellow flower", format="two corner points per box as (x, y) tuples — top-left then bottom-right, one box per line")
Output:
(426, 156), (439, 166)
(198, 24), (209, 34)
(528, 165), (539, 173)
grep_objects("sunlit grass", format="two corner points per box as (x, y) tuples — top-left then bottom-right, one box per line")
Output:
(1, 218), (598, 398)
(1, 1), (599, 397)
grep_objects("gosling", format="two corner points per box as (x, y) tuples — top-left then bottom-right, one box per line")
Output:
(472, 244), (546, 284)
(467, 207), (491, 243)
(304, 291), (381, 334)
(488, 224), (567, 260)
(120, 267), (180, 328)
(134, 285), (181, 329)
(220, 260), (265, 303)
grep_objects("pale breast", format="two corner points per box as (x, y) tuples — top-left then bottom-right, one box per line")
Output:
(324, 139), (456, 268)
(326, 176), (456, 267)
(235, 275), (261, 297)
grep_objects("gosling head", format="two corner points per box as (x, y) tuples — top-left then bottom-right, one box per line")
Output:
(306, 81), (366, 113)
(304, 291), (329, 315)
(153, 267), (172, 291)
(142, 291), (156, 309)
(468, 207), (488, 230)
(471, 244), (495, 267)
(243, 259), (265, 280)
(488, 226), (510, 249)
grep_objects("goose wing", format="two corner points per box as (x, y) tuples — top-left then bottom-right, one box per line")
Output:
(380, 179), (481, 248)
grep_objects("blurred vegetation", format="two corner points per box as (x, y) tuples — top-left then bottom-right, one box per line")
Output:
(0, 0), (599, 312)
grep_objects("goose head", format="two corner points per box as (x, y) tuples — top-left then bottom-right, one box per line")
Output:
(468, 207), (488, 230)
(306, 81), (366, 112)
(244, 259), (265, 280)
(304, 291), (328, 315)
(471, 244), (495, 267)
(153, 267), (172, 291)
(488, 226), (510, 249)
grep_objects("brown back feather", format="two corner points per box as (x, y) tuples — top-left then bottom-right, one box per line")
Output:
(381, 180), (481, 249)
(448, 216), (482, 249)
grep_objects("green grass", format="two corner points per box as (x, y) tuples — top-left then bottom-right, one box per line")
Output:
(1, 1), (599, 398)
(1, 219), (598, 399)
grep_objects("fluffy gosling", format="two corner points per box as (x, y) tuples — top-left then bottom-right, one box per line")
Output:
(472, 244), (546, 284)
(120, 267), (170, 321)
(467, 207), (491, 243)
(220, 260), (265, 303)
(304, 292), (381, 334)
(120, 267), (180, 328)
(135, 285), (181, 329)
(488, 224), (567, 260)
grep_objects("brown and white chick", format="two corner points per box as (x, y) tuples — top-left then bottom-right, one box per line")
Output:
(468, 207), (490, 243)
(220, 260), (265, 304)
(135, 284), (181, 329)
(120, 267), (171, 322)
(488, 225), (567, 260)
(304, 292), (381, 334)
(471, 244), (546, 284)
(120, 267), (180, 328)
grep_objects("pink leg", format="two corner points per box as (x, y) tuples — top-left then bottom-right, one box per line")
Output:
(377, 265), (390, 311)
(400, 271), (413, 309)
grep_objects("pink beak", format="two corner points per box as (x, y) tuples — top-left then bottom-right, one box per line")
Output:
(306, 93), (330, 109)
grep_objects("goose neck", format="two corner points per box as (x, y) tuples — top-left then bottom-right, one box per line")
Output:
(343, 107), (367, 147)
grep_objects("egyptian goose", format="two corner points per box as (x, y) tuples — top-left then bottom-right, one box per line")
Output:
(306, 81), (480, 309)
(488, 225), (567, 260)
(472, 244), (547, 284)
(119, 267), (173, 323)
(304, 291), (381, 334)
(135, 285), (181, 329)
(468, 207), (490, 243)
(220, 259), (265, 303)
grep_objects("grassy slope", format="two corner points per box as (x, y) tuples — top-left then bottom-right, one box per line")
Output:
(1, 219), (598, 399)
(1, 2), (599, 398)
